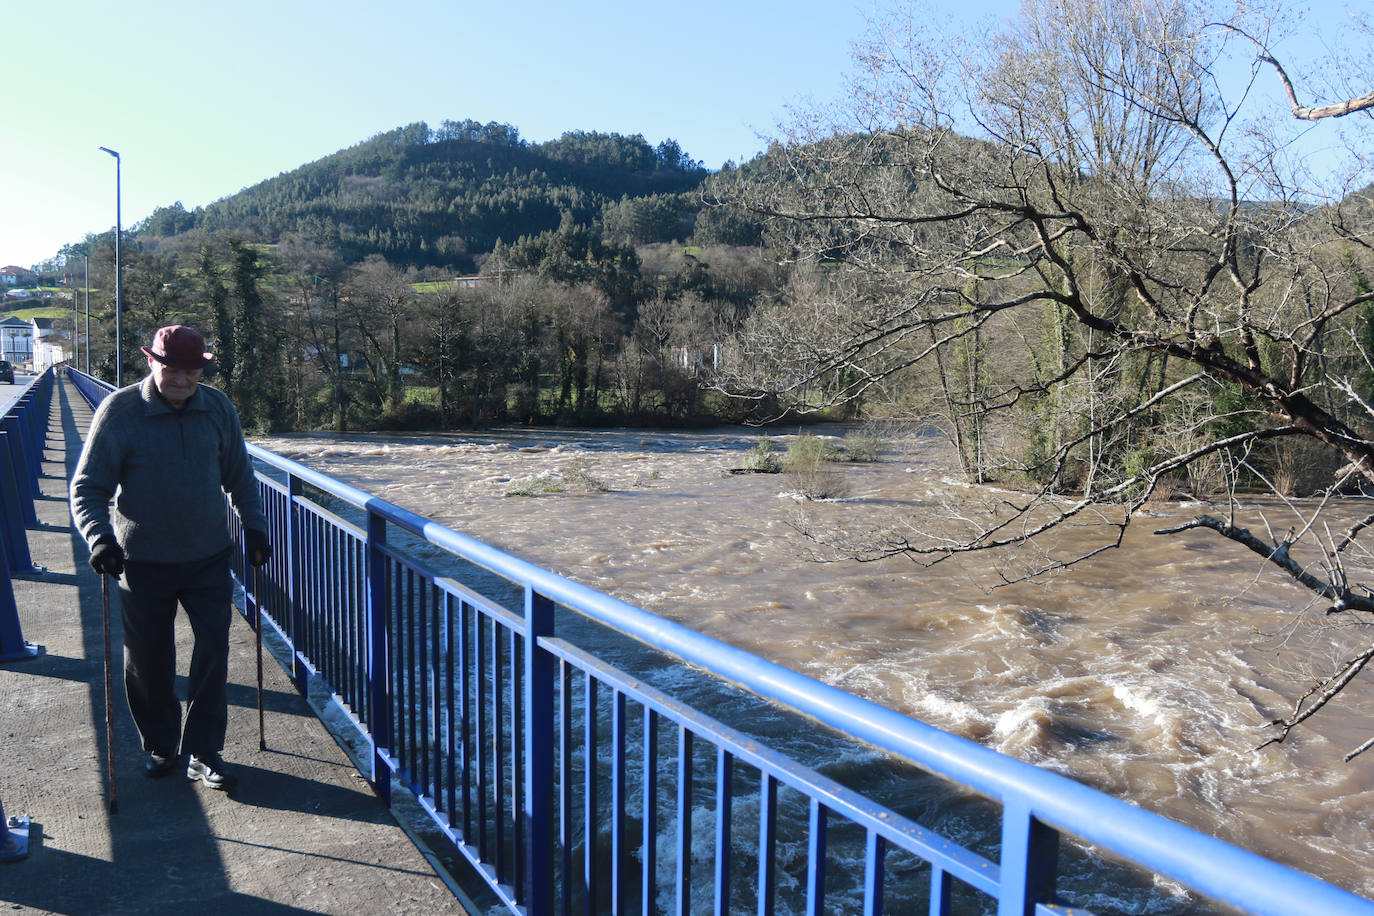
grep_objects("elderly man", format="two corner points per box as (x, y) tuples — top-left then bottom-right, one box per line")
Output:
(70, 325), (271, 790)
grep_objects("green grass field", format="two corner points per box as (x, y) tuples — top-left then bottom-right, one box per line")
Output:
(1, 305), (76, 321)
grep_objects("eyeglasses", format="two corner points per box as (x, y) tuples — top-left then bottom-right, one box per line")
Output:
(155, 364), (203, 379)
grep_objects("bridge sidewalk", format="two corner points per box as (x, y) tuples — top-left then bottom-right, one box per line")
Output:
(0, 378), (468, 914)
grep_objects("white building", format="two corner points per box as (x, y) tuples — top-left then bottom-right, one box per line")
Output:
(29, 318), (70, 372)
(0, 316), (31, 364)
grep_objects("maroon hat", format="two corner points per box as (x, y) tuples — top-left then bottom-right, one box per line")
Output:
(141, 325), (214, 370)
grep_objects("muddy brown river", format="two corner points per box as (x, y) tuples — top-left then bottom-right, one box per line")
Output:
(254, 424), (1374, 908)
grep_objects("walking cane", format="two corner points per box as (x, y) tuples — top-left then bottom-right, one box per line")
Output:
(101, 574), (118, 815)
(254, 560), (265, 751)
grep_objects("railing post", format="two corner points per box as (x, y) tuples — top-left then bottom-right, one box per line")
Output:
(0, 799), (30, 862)
(998, 801), (1060, 916)
(0, 430), (34, 573)
(0, 525), (39, 662)
(287, 473), (308, 695)
(0, 427), (37, 663)
(1, 418), (38, 527)
(17, 398), (42, 492)
(26, 380), (48, 454)
(365, 506), (392, 805)
(523, 588), (554, 916)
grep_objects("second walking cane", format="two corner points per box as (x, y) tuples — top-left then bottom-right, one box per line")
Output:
(101, 574), (118, 815)
(254, 561), (265, 751)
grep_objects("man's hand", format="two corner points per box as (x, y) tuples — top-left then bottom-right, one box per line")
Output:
(245, 529), (272, 568)
(89, 537), (124, 576)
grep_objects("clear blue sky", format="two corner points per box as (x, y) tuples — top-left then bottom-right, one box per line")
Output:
(0, 0), (1356, 271)
(0, 0), (1024, 269)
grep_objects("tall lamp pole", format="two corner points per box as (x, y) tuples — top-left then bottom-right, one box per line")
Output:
(83, 252), (91, 373)
(98, 146), (122, 386)
(72, 268), (78, 369)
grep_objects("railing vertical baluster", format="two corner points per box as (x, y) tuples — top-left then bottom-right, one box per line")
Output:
(757, 772), (777, 916)
(435, 589), (448, 826)
(560, 660), (574, 916)
(863, 830), (885, 916)
(350, 533), (364, 720)
(714, 749), (734, 916)
(388, 559), (399, 766)
(306, 516), (319, 680)
(583, 673), (599, 914)
(339, 526), (350, 706)
(408, 569), (420, 780)
(512, 625), (525, 900)
(289, 474), (308, 696)
(642, 707), (659, 916)
(523, 589), (555, 916)
(327, 522), (339, 693)
(444, 592), (457, 829)
(999, 802), (1059, 916)
(459, 599), (472, 842)
(365, 508), (391, 805)
(419, 579), (431, 799)
(398, 565), (408, 771)
(304, 514), (315, 675)
(611, 690), (627, 915)
(929, 865), (952, 916)
(676, 727), (694, 916)
(494, 613), (506, 882)
(476, 608), (488, 859)
(805, 800), (827, 916)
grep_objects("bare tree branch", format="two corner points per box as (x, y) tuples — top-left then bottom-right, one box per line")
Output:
(1212, 21), (1374, 120)
(1258, 641), (1374, 752)
(1155, 514), (1374, 612)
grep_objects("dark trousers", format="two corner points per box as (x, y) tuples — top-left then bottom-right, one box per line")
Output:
(117, 548), (233, 758)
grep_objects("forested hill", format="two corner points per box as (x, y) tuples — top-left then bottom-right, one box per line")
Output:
(133, 119), (713, 273)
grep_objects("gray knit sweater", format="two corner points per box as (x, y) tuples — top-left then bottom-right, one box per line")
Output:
(70, 376), (267, 563)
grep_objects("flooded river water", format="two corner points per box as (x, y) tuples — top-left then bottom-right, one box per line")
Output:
(254, 424), (1374, 908)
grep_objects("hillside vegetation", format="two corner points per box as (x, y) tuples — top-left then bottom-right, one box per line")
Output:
(134, 120), (716, 272)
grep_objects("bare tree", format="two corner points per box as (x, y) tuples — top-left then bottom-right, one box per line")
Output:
(713, 0), (1374, 751)
(278, 236), (352, 431)
(348, 255), (416, 416)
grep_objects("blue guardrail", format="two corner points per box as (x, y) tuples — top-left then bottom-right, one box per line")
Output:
(1, 367), (53, 663)
(61, 367), (1374, 916)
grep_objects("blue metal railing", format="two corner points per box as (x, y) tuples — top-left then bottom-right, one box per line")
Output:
(1, 367), (53, 662)
(62, 367), (1374, 915)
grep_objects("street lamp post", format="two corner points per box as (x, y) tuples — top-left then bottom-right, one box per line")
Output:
(71, 270), (78, 369)
(98, 146), (122, 386)
(84, 252), (91, 374)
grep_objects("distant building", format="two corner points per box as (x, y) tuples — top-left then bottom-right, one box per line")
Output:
(0, 266), (34, 286)
(31, 317), (70, 372)
(0, 316), (32, 364)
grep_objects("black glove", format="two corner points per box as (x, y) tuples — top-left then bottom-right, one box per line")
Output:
(90, 536), (124, 576)
(245, 529), (272, 568)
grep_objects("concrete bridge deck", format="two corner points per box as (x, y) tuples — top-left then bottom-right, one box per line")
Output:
(0, 378), (469, 914)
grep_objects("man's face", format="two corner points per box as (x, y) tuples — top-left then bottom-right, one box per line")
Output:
(148, 357), (202, 408)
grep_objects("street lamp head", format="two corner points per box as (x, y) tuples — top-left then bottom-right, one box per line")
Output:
(98, 146), (123, 386)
